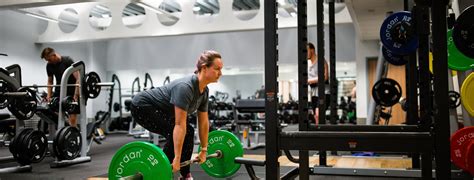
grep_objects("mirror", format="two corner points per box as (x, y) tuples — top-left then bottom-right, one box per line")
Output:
(277, 0), (297, 18)
(232, 0), (260, 21)
(122, 3), (146, 28)
(193, 0), (220, 20)
(89, 4), (112, 31)
(58, 8), (79, 33)
(157, 0), (182, 26)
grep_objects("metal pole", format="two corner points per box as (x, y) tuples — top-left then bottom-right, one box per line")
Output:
(264, 0), (280, 179)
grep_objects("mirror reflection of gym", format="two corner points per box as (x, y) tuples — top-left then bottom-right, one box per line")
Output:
(89, 4), (112, 31)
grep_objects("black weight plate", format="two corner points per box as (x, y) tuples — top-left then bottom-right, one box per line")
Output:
(48, 97), (60, 112)
(382, 46), (408, 66)
(453, 5), (474, 59)
(52, 126), (67, 160)
(8, 87), (37, 120)
(18, 128), (35, 165)
(24, 130), (48, 163)
(0, 80), (15, 109)
(10, 128), (34, 165)
(55, 126), (82, 160)
(113, 102), (120, 112)
(9, 128), (29, 161)
(372, 78), (402, 107)
(61, 96), (76, 113)
(83, 72), (101, 99)
(448, 91), (461, 108)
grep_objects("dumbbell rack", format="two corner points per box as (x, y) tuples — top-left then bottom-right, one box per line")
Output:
(50, 61), (91, 168)
(234, 99), (266, 150)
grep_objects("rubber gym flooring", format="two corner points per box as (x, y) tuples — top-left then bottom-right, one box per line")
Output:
(0, 125), (418, 180)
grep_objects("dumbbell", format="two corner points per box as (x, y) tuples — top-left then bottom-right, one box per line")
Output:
(109, 130), (245, 179)
(61, 96), (79, 114)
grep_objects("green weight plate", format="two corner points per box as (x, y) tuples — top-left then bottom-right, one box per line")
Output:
(108, 141), (172, 180)
(461, 73), (474, 116)
(200, 130), (243, 178)
(448, 29), (474, 71)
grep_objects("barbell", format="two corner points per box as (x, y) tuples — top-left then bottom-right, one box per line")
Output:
(23, 71), (114, 99)
(0, 81), (38, 120)
(108, 130), (244, 180)
(118, 151), (223, 180)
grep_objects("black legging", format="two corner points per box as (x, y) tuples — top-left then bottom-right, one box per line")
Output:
(130, 104), (195, 176)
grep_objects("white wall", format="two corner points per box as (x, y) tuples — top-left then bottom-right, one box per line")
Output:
(355, 37), (380, 123)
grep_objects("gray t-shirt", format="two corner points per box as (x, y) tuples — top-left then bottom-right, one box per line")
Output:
(308, 60), (329, 96)
(132, 75), (209, 115)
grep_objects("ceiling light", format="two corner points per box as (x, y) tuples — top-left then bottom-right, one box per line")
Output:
(25, 12), (59, 23)
(193, 6), (201, 12)
(136, 1), (163, 14)
(15, 9), (59, 23)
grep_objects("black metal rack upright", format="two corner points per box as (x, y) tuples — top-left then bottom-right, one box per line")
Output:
(263, 0), (454, 179)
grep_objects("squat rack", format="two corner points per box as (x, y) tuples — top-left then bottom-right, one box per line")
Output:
(264, 0), (453, 179)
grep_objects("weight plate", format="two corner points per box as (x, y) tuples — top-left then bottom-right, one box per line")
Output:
(461, 73), (474, 116)
(83, 72), (101, 99)
(466, 141), (474, 175)
(108, 141), (172, 180)
(53, 126), (82, 160)
(52, 126), (66, 159)
(380, 11), (418, 55)
(448, 91), (461, 108)
(113, 102), (120, 112)
(453, 5), (474, 59)
(450, 126), (474, 171)
(382, 46), (408, 66)
(8, 87), (37, 120)
(0, 80), (14, 109)
(448, 29), (474, 71)
(9, 128), (33, 165)
(372, 78), (402, 107)
(24, 130), (48, 163)
(60, 126), (81, 160)
(200, 130), (243, 178)
(61, 96), (77, 114)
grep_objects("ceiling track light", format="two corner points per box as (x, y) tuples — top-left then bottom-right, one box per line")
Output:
(134, 1), (179, 21)
(15, 9), (59, 23)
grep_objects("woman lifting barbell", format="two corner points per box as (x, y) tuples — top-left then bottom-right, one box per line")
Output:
(130, 50), (223, 179)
